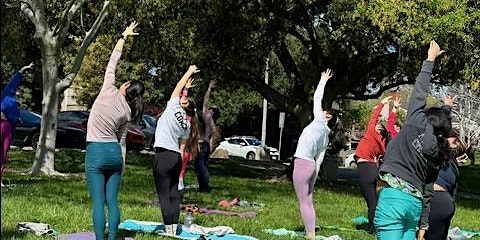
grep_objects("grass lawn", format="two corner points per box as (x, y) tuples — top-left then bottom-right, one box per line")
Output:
(1, 148), (480, 240)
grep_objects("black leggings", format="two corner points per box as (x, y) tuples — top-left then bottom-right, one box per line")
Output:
(425, 191), (455, 240)
(153, 148), (182, 225)
(357, 162), (378, 232)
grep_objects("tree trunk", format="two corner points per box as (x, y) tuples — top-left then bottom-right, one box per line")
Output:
(29, 43), (62, 176)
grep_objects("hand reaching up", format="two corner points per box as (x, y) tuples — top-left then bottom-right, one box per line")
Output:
(380, 96), (393, 105)
(321, 68), (333, 81)
(185, 77), (195, 88)
(427, 40), (444, 62)
(444, 95), (457, 107)
(20, 62), (34, 73)
(209, 80), (217, 89)
(122, 21), (139, 38)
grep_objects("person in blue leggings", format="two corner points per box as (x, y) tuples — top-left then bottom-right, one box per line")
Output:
(85, 22), (144, 240)
(374, 40), (452, 240)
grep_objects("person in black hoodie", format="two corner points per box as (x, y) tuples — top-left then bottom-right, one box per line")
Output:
(373, 40), (452, 240)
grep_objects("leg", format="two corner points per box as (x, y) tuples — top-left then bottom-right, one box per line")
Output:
(154, 150), (182, 225)
(374, 187), (421, 240)
(195, 142), (211, 192)
(357, 162), (378, 232)
(1, 119), (13, 181)
(105, 170), (122, 240)
(424, 192), (455, 240)
(85, 163), (107, 240)
(292, 158), (317, 238)
(169, 160), (182, 224)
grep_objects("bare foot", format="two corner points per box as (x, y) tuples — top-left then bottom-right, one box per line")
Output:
(306, 231), (315, 239)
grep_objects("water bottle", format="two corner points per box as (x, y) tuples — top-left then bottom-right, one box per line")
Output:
(184, 212), (194, 229)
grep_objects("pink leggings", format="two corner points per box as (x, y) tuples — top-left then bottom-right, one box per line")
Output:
(293, 158), (317, 233)
(1, 119), (13, 178)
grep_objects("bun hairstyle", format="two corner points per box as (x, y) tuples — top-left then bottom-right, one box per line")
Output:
(125, 81), (145, 123)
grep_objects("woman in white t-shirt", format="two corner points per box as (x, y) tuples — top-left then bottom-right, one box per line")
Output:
(153, 65), (200, 236)
(293, 69), (334, 240)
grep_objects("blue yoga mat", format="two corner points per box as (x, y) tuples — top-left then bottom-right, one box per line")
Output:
(118, 219), (258, 240)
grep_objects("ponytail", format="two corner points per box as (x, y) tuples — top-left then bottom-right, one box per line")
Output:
(125, 81), (145, 123)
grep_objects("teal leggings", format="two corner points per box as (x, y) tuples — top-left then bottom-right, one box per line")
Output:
(374, 187), (422, 240)
(85, 142), (123, 240)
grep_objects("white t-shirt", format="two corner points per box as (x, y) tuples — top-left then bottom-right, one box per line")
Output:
(294, 119), (330, 163)
(293, 77), (330, 163)
(153, 97), (191, 153)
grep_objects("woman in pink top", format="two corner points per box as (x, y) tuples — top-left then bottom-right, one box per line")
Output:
(85, 22), (144, 240)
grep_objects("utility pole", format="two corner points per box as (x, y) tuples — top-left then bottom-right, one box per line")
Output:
(261, 54), (270, 146)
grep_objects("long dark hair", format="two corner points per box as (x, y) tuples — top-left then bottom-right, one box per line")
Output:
(327, 110), (348, 154)
(125, 81), (145, 123)
(379, 124), (391, 146)
(184, 99), (199, 160)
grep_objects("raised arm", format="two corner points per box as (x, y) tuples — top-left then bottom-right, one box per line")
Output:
(102, 21), (139, 90)
(366, 96), (391, 135)
(1, 63), (33, 100)
(313, 69), (333, 120)
(405, 40), (444, 126)
(171, 65), (199, 99)
(203, 80), (216, 112)
(387, 97), (401, 135)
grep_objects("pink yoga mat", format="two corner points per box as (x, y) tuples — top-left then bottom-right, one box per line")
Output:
(56, 232), (134, 240)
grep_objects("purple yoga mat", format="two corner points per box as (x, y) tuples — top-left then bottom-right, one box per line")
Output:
(56, 232), (135, 240)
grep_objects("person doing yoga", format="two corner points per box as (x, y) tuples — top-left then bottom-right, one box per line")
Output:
(85, 21), (144, 240)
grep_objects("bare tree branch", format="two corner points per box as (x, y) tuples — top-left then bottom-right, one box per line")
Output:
(57, 0), (111, 92)
(20, 1), (35, 24)
(54, 0), (87, 44)
(52, 0), (76, 36)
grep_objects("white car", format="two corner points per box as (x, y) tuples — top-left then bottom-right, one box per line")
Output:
(216, 136), (280, 161)
(344, 153), (357, 168)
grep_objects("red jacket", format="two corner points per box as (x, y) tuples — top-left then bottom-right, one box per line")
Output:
(355, 103), (386, 163)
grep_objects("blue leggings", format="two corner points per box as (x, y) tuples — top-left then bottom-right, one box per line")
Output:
(374, 187), (422, 240)
(85, 142), (123, 240)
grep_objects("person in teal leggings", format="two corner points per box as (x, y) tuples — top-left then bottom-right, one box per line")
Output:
(85, 21), (144, 240)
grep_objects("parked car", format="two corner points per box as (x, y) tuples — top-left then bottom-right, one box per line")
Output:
(57, 110), (146, 151)
(13, 109), (87, 149)
(132, 115), (157, 150)
(216, 136), (280, 161)
(344, 153), (357, 168)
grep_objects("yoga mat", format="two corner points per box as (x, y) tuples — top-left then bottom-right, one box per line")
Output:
(263, 228), (343, 240)
(118, 220), (258, 240)
(200, 208), (256, 218)
(56, 232), (134, 240)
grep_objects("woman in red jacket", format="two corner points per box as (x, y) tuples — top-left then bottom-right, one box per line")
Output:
(355, 96), (392, 234)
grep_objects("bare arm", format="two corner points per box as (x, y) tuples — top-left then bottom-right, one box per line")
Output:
(171, 66), (199, 99)
(203, 80), (216, 112)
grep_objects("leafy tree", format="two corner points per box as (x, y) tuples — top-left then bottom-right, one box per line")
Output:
(16, 0), (111, 175)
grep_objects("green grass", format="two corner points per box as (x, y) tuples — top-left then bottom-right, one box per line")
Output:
(2, 148), (480, 240)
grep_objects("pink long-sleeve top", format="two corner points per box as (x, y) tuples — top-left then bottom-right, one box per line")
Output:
(86, 49), (131, 156)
